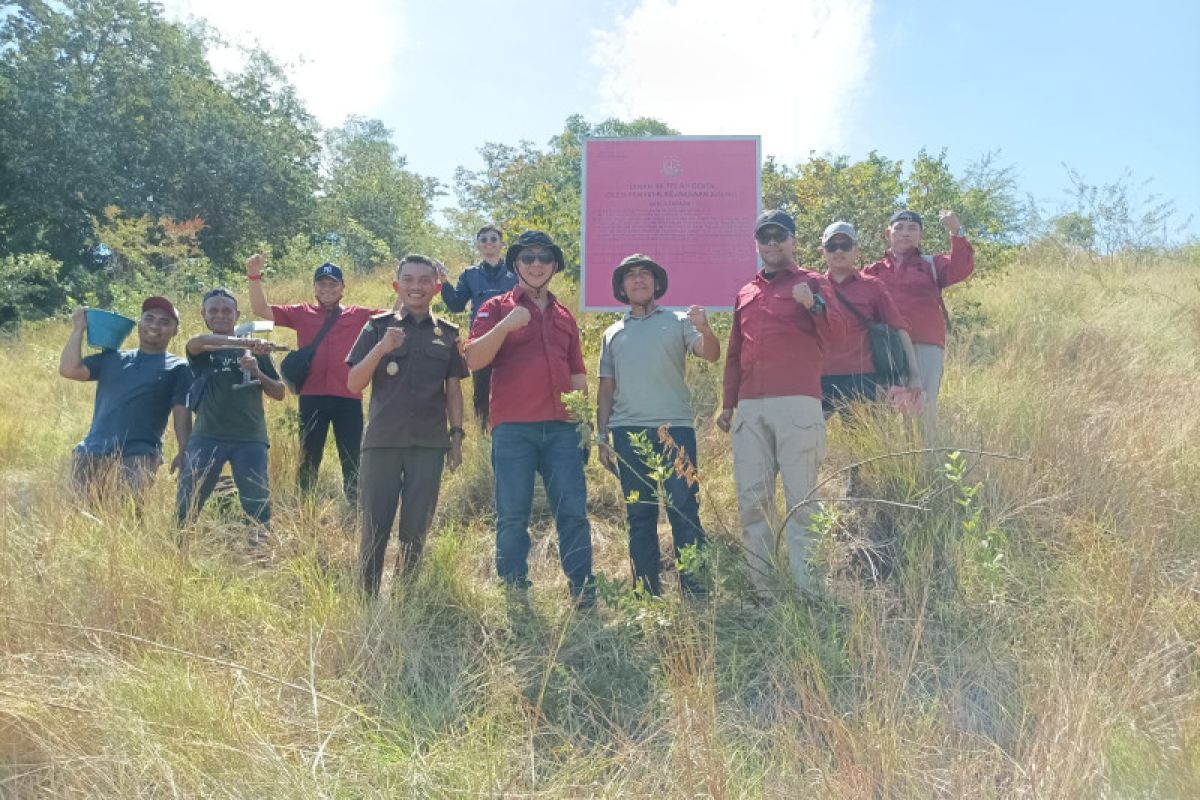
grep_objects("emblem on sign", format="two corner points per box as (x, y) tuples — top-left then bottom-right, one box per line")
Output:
(386, 361), (399, 376)
(662, 157), (682, 178)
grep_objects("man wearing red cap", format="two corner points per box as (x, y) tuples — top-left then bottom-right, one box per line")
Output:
(58, 296), (193, 497)
(245, 255), (386, 502)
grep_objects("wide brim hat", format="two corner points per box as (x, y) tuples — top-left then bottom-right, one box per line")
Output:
(504, 230), (565, 274)
(612, 254), (668, 303)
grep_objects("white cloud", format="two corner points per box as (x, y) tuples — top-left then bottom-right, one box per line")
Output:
(161, 0), (407, 128)
(591, 0), (873, 161)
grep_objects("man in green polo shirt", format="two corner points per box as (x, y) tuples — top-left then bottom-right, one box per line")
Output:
(596, 254), (720, 596)
(346, 255), (469, 594)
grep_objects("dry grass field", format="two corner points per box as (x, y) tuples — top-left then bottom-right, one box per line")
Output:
(1, 248), (1197, 797)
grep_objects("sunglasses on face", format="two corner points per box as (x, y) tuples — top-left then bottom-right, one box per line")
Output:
(824, 239), (855, 252)
(756, 229), (791, 245)
(477, 234), (501, 244)
(517, 251), (556, 265)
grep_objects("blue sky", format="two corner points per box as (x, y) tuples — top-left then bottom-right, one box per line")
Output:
(164, 0), (1200, 236)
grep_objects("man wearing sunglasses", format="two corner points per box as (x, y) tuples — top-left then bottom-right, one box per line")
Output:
(466, 231), (595, 607)
(718, 209), (846, 598)
(59, 297), (193, 499)
(819, 221), (920, 416)
(863, 209), (974, 430)
(439, 224), (517, 430)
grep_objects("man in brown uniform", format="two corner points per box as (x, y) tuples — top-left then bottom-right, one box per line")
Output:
(346, 255), (469, 594)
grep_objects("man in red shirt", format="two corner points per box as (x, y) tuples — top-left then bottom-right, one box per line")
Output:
(466, 231), (594, 606)
(245, 254), (386, 502)
(819, 220), (920, 415)
(863, 210), (974, 430)
(718, 209), (846, 596)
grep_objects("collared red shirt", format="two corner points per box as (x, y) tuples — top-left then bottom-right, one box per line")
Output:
(346, 309), (468, 449)
(470, 287), (586, 427)
(271, 303), (385, 399)
(440, 260), (518, 322)
(823, 271), (909, 376)
(722, 266), (846, 407)
(862, 236), (974, 347)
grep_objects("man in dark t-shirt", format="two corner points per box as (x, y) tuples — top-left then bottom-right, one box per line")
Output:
(346, 255), (469, 594)
(175, 288), (285, 544)
(58, 297), (192, 499)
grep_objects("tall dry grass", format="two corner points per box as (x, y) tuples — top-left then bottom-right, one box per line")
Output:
(0, 249), (1197, 797)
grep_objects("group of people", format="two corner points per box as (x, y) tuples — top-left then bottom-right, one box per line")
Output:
(59, 206), (972, 603)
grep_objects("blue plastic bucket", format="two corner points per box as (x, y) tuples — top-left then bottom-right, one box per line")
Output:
(85, 308), (136, 351)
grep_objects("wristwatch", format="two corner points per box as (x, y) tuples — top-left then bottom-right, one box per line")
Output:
(809, 294), (826, 315)
(449, 426), (466, 439)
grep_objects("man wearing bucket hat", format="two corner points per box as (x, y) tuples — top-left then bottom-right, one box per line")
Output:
(595, 254), (720, 597)
(465, 231), (595, 606)
(245, 255), (387, 503)
(59, 297), (193, 497)
(718, 210), (846, 598)
(863, 210), (974, 431)
(438, 224), (517, 431)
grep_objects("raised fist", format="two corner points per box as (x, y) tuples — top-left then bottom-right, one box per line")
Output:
(71, 306), (88, 330)
(245, 253), (265, 277)
(939, 211), (963, 236)
(503, 305), (531, 331)
(686, 305), (709, 330)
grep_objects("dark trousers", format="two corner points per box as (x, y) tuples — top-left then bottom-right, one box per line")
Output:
(298, 395), (363, 502)
(821, 373), (880, 418)
(175, 436), (271, 540)
(491, 421), (593, 596)
(471, 366), (492, 430)
(611, 426), (706, 595)
(358, 446), (446, 595)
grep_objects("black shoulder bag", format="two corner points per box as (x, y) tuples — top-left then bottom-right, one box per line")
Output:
(280, 308), (342, 394)
(832, 286), (910, 385)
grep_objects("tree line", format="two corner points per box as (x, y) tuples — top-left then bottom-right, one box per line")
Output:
(1, 0), (1185, 327)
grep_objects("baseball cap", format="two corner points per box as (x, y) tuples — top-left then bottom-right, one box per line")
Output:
(888, 210), (923, 227)
(754, 209), (796, 235)
(313, 263), (344, 283)
(822, 221), (858, 245)
(141, 296), (179, 322)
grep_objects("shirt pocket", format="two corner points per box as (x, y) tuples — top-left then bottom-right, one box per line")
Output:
(422, 341), (452, 379)
(547, 314), (578, 359)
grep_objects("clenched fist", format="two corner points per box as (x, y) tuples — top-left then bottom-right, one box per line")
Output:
(503, 305), (531, 331)
(792, 282), (815, 309)
(939, 210), (963, 237)
(245, 253), (265, 277)
(379, 326), (406, 352)
(686, 305), (710, 331)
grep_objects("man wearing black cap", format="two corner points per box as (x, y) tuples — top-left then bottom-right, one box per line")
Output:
(863, 210), (974, 430)
(59, 297), (193, 498)
(465, 231), (595, 605)
(245, 254), (387, 502)
(596, 254), (720, 596)
(438, 224), (517, 430)
(719, 210), (846, 596)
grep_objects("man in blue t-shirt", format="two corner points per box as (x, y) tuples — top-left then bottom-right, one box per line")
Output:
(58, 297), (193, 498)
(438, 224), (517, 430)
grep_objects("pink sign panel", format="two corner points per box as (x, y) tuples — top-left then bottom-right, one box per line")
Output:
(581, 136), (761, 311)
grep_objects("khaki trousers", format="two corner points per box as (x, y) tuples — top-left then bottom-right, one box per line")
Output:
(731, 395), (826, 592)
(913, 343), (945, 434)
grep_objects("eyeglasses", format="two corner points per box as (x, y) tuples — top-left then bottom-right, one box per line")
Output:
(755, 229), (791, 245)
(477, 234), (501, 244)
(824, 239), (855, 252)
(517, 251), (556, 265)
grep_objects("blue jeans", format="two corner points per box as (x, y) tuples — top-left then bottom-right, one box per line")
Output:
(176, 436), (271, 534)
(611, 426), (706, 595)
(491, 421), (593, 595)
